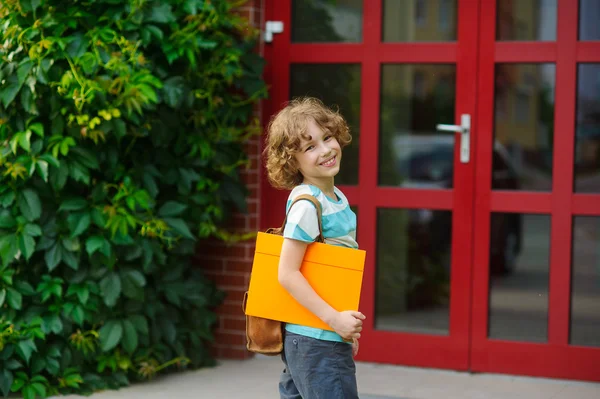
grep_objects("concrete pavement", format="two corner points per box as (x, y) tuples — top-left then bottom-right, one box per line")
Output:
(56, 355), (600, 399)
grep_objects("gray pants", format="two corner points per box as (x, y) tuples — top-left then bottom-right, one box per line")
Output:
(279, 332), (359, 399)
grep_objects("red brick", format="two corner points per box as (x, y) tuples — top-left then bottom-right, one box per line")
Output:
(247, 215), (259, 230)
(215, 302), (245, 317)
(222, 316), (247, 332)
(248, 184), (259, 199)
(225, 260), (253, 273)
(224, 288), (247, 303)
(207, 272), (247, 288)
(193, 258), (225, 272)
(247, 200), (258, 214)
(214, 331), (246, 346)
(198, 243), (248, 259)
(241, 171), (259, 185)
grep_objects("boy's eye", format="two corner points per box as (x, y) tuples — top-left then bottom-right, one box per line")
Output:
(324, 135), (332, 141)
(305, 145), (314, 152)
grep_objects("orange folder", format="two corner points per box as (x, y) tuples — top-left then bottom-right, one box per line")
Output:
(245, 232), (366, 331)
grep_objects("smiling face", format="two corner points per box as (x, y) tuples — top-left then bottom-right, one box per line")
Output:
(293, 119), (342, 189)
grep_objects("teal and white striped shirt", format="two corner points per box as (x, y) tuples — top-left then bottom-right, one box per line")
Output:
(283, 184), (358, 342)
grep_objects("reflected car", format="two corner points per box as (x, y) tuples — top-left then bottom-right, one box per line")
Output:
(392, 135), (522, 276)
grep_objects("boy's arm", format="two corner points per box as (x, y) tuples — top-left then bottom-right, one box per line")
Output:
(277, 237), (365, 340)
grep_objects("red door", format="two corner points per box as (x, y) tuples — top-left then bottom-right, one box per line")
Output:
(470, 0), (600, 381)
(261, 0), (600, 382)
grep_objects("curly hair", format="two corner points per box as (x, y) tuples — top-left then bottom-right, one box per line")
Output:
(263, 97), (352, 190)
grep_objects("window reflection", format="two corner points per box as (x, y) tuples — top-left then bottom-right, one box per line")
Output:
(494, 64), (555, 191)
(376, 208), (451, 335)
(574, 64), (600, 193)
(570, 217), (600, 347)
(379, 64), (456, 187)
(579, 0), (600, 40)
(496, 0), (557, 41)
(292, 0), (363, 43)
(488, 213), (549, 343)
(290, 64), (361, 185)
(383, 0), (457, 42)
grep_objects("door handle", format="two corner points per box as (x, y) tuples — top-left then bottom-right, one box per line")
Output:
(436, 114), (470, 163)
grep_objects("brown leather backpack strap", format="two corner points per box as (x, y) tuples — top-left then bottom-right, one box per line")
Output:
(278, 194), (325, 243)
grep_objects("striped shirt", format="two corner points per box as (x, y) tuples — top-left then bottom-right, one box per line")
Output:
(283, 184), (358, 342)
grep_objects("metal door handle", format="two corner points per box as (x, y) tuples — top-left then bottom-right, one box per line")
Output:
(436, 114), (470, 163)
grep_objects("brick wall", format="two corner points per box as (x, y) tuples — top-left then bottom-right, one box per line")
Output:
(193, 0), (264, 360)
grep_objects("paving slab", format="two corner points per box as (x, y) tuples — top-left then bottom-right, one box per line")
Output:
(53, 355), (599, 399)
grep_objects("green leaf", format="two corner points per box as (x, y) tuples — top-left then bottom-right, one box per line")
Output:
(24, 224), (42, 236)
(29, 123), (44, 137)
(147, 3), (176, 23)
(18, 189), (42, 221)
(164, 218), (195, 240)
(1, 74), (22, 108)
(162, 76), (185, 108)
(129, 315), (148, 335)
(0, 210), (16, 228)
(99, 320), (123, 352)
(61, 248), (79, 270)
(31, 382), (46, 397)
(158, 201), (187, 217)
(68, 212), (91, 237)
(71, 304), (85, 325)
(35, 160), (49, 182)
(0, 288), (5, 307)
(16, 339), (37, 364)
(0, 235), (18, 266)
(0, 191), (15, 207)
(59, 198), (88, 211)
(6, 287), (22, 310)
(121, 320), (138, 354)
(18, 234), (36, 260)
(0, 369), (13, 397)
(85, 236), (106, 256)
(100, 272), (121, 307)
(39, 154), (60, 169)
(22, 385), (35, 399)
(45, 244), (62, 271)
(67, 33), (89, 59)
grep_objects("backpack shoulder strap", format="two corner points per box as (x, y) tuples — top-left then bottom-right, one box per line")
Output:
(267, 194), (324, 243)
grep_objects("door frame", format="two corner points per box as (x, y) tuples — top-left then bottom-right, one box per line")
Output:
(259, 0), (600, 382)
(470, 0), (600, 381)
(261, 0), (480, 371)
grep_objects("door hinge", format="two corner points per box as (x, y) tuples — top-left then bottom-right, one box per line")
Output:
(264, 21), (284, 43)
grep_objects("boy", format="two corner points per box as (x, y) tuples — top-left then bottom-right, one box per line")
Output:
(264, 97), (365, 399)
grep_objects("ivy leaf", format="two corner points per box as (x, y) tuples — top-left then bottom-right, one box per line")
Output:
(66, 33), (89, 59)
(18, 189), (42, 221)
(129, 315), (149, 335)
(164, 218), (195, 240)
(45, 243), (62, 271)
(147, 3), (176, 23)
(0, 368), (12, 397)
(99, 320), (123, 352)
(36, 160), (49, 182)
(68, 212), (91, 237)
(1, 74), (22, 108)
(162, 76), (185, 108)
(0, 210), (16, 228)
(0, 191), (15, 208)
(100, 272), (121, 307)
(59, 198), (88, 211)
(18, 234), (36, 260)
(16, 339), (37, 364)
(85, 235), (106, 256)
(158, 201), (187, 217)
(121, 320), (138, 354)
(23, 224), (42, 237)
(6, 287), (22, 309)
(0, 288), (6, 307)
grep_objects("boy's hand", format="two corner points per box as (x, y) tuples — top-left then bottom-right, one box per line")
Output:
(352, 337), (359, 357)
(330, 310), (365, 340)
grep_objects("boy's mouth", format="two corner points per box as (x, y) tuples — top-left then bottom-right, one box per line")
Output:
(320, 155), (337, 167)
